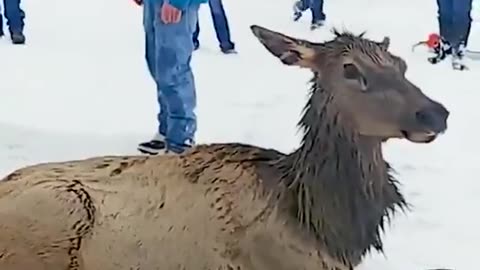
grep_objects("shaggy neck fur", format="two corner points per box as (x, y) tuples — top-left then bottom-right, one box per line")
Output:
(278, 79), (407, 266)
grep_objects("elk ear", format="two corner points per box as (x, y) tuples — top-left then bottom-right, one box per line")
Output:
(377, 36), (390, 50)
(250, 25), (321, 69)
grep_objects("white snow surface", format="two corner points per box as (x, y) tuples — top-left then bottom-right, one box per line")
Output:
(0, 0), (479, 269)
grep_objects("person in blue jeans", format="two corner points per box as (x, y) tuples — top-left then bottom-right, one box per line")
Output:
(428, 0), (472, 69)
(0, 0), (26, 44)
(192, 0), (236, 54)
(292, 0), (326, 30)
(134, 0), (207, 155)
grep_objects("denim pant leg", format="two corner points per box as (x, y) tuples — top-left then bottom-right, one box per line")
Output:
(310, 0), (326, 22)
(437, 0), (454, 43)
(208, 0), (234, 50)
(150, 1), (199, 152)
(452, 0), (473, 47)
(143, 2), (168, 137)
(3, 0), (25, 32)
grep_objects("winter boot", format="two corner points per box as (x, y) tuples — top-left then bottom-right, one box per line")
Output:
(310, 20), (325, 30)
(220, 42), (237, 54)
(138, 133), (167, 155)
(293, 11), (302, 21)
(10, 31), (25, 45)
(137, 133), (192, 155)
(428, 38), (451, 64)
(293, 1), (304, 21)
(451, 43), (467, 70)
(221, 48), (237, 54)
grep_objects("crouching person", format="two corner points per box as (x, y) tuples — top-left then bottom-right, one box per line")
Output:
(134, 0), (207, 155)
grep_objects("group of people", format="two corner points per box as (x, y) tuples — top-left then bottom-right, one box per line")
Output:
(136, 0), (475, 154)
(0, 0), (475, 154)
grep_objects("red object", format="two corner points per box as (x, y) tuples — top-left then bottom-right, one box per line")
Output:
(426, 33), (441, 49)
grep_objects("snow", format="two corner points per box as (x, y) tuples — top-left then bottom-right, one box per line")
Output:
(0, 0), (478, 269)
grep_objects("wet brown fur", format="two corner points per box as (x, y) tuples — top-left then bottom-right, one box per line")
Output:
(0, 27), (439, 270)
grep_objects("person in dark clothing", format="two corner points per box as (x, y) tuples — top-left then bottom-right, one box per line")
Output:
(429, 0), (473, 69)
(292, 0), (326, 30)
(193, 0), (236, 54)
(0, 0), (26, 44)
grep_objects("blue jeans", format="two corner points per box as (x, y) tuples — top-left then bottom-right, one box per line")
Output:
(295, 0), (325, 22)
(437, 0), (473, 48)
(0, 0), (25, 33)
(192, 0), (234, 51)
(143, 0), (199, 153)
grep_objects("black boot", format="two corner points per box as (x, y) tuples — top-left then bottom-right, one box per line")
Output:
(428, 38), (451, 64)
(10, 31), (26, 45)
(310, 20), (325, 30)
(292, 0), (304, 21)
(220, 42), (237, 54)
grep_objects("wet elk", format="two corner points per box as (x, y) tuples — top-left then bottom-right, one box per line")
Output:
(0, 25), (449, 270)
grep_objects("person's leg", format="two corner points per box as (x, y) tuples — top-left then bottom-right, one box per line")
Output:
(293, 0), (309, 21)
(448, 0), (472, 70)
(452, 0), (473, 47)
(295, 0), (309, 12)
(208, 0), (235, 53)
(137, 0), (169, 154)
(3, 0), (25, 43)
(153, 1), (199, 153)
(310, 0), (326, 23)
(437, 0), (454, 44)
(429, 0), (454, 64)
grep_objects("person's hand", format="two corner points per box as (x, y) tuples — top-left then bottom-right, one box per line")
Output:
(160, 2), (182, 24)
(133, 0), (143, 6)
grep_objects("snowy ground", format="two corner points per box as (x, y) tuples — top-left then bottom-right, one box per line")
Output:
(1, 0), (479, 269)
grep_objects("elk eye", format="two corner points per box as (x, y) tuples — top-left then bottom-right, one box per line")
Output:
(343, 63), (368, 91)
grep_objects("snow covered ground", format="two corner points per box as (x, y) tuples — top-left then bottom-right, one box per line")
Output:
(0, 0), (479, 269)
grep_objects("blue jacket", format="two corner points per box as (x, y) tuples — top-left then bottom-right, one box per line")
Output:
(169, 0), (208, 10)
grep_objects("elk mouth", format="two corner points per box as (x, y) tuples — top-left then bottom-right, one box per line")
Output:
(401, 130), (438, 143)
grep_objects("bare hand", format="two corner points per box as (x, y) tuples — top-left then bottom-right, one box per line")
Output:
(160, 3), (182, 24)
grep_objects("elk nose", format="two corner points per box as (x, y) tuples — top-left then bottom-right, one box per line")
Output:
(415, 104), (449, 133)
